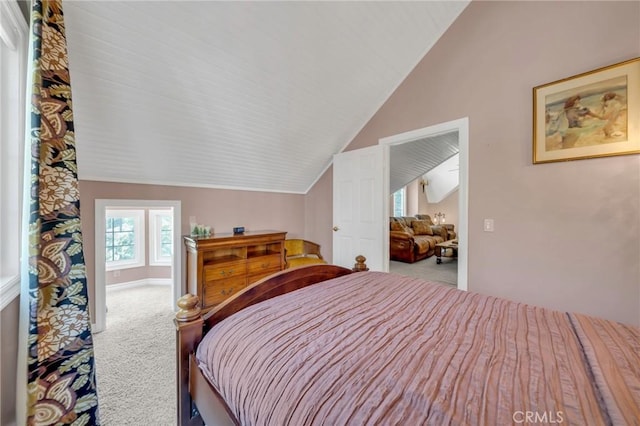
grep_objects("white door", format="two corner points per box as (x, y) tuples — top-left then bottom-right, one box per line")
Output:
(333, 146), (388, 271)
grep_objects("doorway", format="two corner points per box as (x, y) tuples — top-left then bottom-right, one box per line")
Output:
(380, 118), (468, 290)
(93, 199), (182, 333)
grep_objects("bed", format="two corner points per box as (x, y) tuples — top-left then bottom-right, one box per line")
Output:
(174, 262), (640, 426)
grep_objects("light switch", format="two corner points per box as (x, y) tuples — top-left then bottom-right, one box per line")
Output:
(484, 219), (494, 232)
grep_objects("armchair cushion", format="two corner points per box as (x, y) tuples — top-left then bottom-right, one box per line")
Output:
(287, 257), (326, 268)
(390, 218), (414, 235)
(415, 215), (456, 240)
(414, 214), (435, 226)
(414, 238), (433, 255)
(430, 225), (449, 241)
(389, 230), (412, 240)
(390, 222), (406, 232)
(411, 220), (434, 236)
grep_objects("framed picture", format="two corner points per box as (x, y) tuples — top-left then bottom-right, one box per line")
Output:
(533, 57), (640, 164)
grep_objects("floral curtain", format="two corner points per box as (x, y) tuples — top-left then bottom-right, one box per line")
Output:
(24, 0), (100, 424)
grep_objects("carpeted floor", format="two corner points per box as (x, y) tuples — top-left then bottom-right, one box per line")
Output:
(389, 255), (457, 287)
(93, 284), (176, 426)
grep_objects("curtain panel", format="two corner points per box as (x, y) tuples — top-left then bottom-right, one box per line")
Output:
(23, 0), (100, 424)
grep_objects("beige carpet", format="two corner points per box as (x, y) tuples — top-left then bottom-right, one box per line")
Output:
(93, 284), (176, 426)
(390, 255), (457, 287)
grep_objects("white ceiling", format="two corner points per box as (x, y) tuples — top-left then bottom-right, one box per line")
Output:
(64, 1), (468, 194)
(389, 131), (459, 194)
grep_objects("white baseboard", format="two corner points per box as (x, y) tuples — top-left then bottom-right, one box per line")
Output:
(0, 275), (20, 310)
(106, 278), (172, 290)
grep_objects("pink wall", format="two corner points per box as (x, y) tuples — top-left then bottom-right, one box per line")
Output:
(304, 168), (334, 262)
(306, 1), (640, 325)
(79, 181), (305, 316)
(406, 179), (421, 217)
(419, 188), (459, 231)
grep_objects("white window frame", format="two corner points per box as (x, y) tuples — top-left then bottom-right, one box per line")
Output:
(0, 1), (27, 309)
(148, 209), (173, 266)
(105, 209), (145, 271)
(392, 187), (406, 217)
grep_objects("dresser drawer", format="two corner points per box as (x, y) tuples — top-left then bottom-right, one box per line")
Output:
(204, 260), (246, 282)
(184, 231), (286, 310)
(247, 254), (281, 275)
(203, 276), (247, 307)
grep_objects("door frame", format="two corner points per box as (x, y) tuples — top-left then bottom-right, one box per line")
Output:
(94, 199), (182, 332)
(379, 117), (469, 291)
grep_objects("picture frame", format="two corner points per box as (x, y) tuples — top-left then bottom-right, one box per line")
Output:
(533, 57), (640, 164)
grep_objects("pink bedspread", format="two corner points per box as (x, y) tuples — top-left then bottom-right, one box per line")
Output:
(569, 313), (640, 425)
(196, 271), (639, 425)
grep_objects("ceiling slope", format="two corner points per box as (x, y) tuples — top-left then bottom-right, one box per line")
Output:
(389, 131), (459, 194)
(64, 1), (468, 193)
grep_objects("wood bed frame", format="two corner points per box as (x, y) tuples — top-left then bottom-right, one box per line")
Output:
(174, 258), (368, 426)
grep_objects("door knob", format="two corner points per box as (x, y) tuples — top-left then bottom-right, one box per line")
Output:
(333, 226), (339, 232)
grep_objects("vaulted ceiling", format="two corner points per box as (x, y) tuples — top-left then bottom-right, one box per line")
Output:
(389, 131), (459, 194)
(64, 1), (469, 194)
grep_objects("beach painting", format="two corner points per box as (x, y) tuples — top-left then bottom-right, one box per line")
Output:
(533, 58), (640, 164)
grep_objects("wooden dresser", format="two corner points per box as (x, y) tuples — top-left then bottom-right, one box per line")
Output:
(183, 230), (287, 311)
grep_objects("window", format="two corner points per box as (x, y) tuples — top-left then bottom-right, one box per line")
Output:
(105, 209), (145, 271)
(392, 187), (406, 217)
(149, 209), (173, 266)
(0, 1), (27, 309)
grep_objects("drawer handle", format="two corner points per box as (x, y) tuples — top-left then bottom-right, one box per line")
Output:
(221, 288), (235, 296)
(261, 263), (269, 269)
(220, 269), (234, 277)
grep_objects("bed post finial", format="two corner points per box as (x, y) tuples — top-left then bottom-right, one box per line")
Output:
(353, 255), (369, 272)
(176, 293), (201, 322)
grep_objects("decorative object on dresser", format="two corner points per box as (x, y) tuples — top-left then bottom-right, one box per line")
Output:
(284, 239), (327, 268)
(183, 230), (286, 312)
(190, 223), (212, 237)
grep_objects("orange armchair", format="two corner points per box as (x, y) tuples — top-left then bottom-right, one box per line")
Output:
(284, 239), (327, 269)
